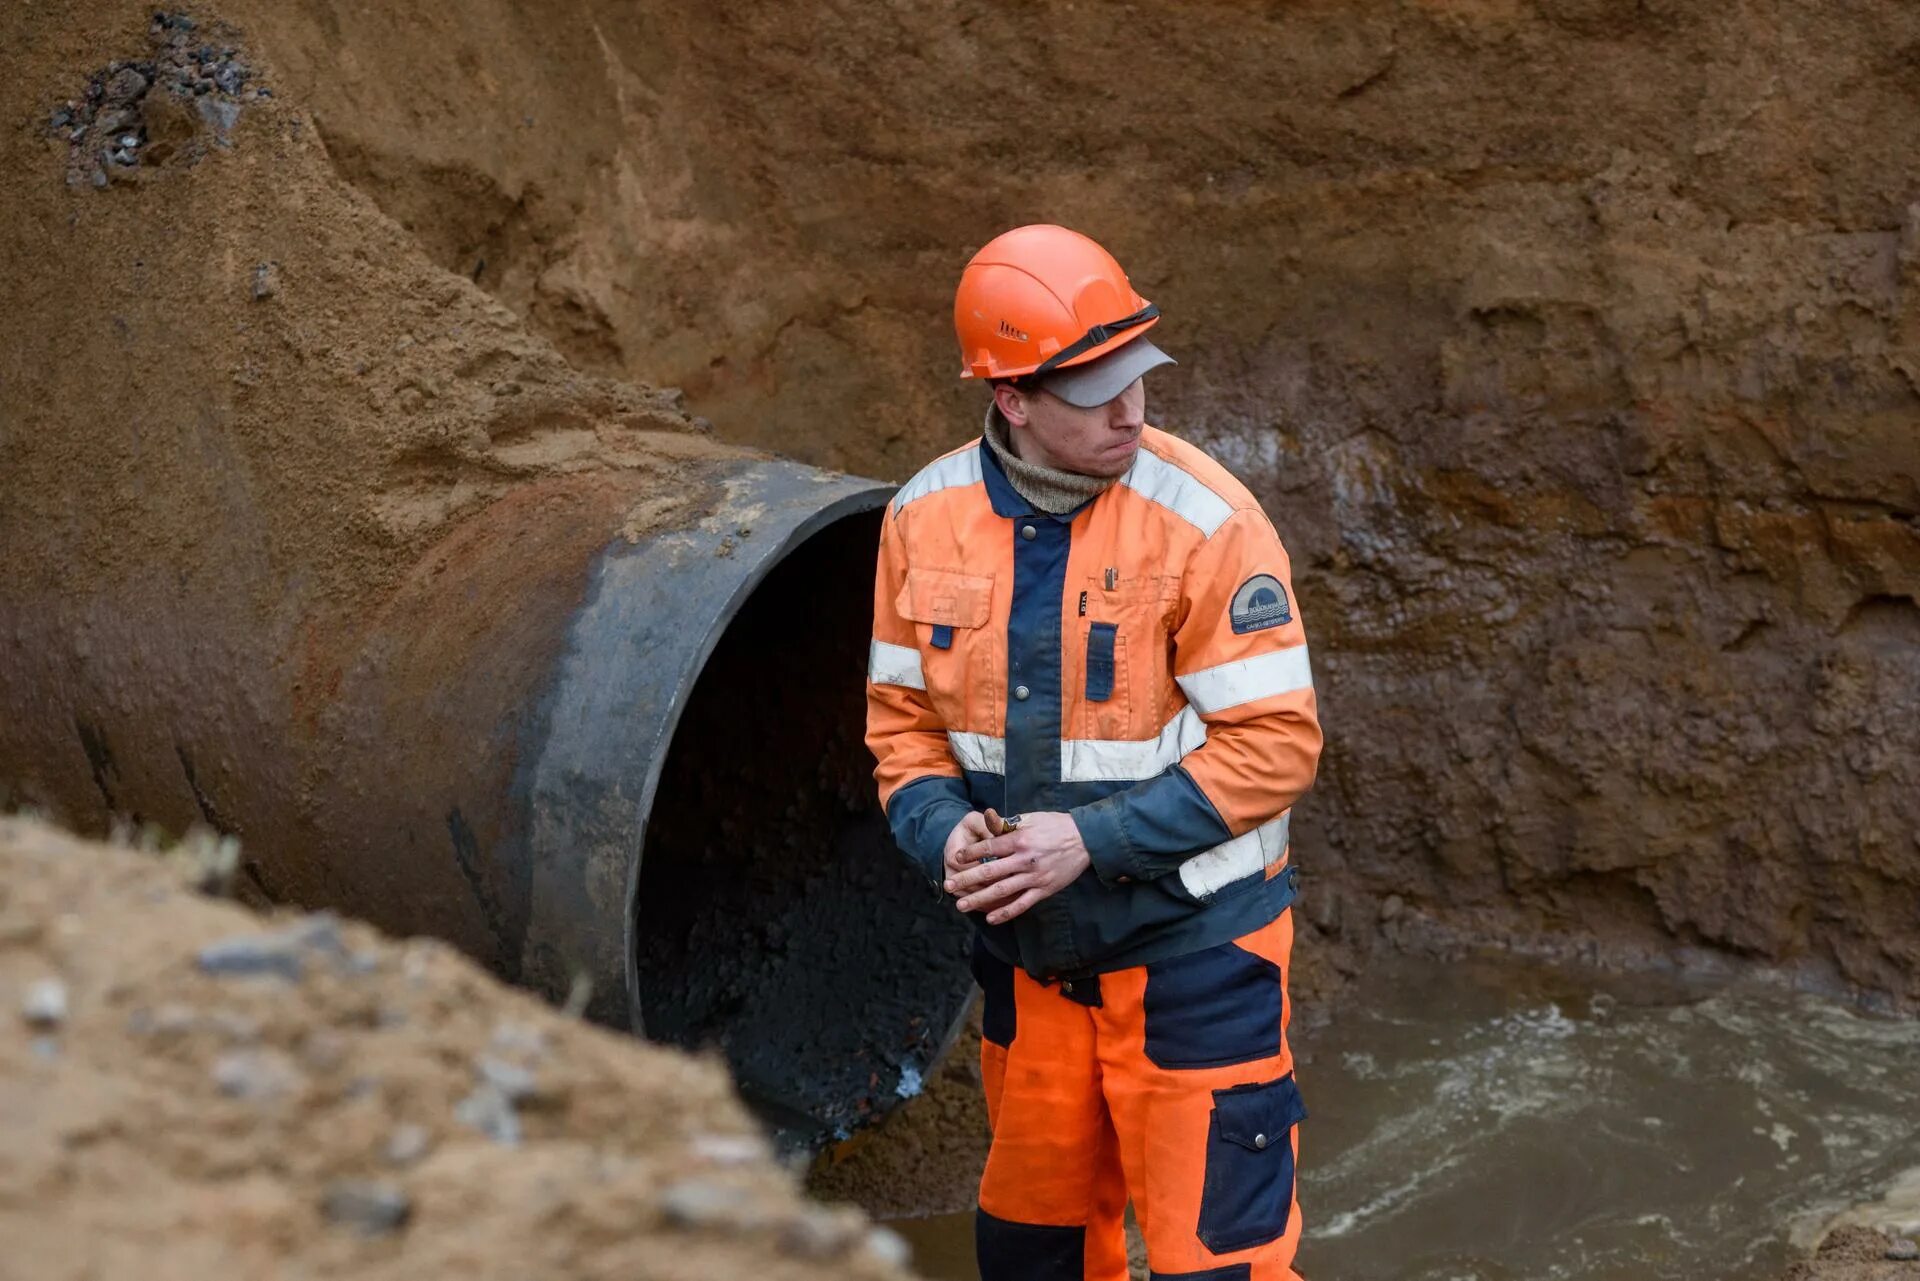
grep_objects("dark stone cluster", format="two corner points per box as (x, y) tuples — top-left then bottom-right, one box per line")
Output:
(48, 12), (270, 190)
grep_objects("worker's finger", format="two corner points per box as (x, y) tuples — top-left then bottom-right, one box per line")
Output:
(952, 832), (1019, 867)
(956, 874), (1032, 915)
(986, 886), (1049, 926)
(944, 851), (1030, 894)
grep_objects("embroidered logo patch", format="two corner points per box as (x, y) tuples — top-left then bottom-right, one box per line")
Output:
(1229, 574), (1291, 634)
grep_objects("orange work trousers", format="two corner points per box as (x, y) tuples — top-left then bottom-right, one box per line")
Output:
(972, 910), (1305, 1281)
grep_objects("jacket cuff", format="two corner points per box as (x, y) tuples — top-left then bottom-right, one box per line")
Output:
(1070, 797), (1139, 885)
(1070, 765), (1235, 886)
(885, 775), (973, 888)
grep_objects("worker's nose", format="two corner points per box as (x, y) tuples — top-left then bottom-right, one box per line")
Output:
(1108, 378), (1146, 429)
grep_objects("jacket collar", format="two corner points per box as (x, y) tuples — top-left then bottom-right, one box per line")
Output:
(977, 426), (1103, 522)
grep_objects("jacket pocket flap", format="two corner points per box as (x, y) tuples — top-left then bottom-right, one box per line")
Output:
(1213, 1073), (1307, 1152)
(897, 569), (993, 628)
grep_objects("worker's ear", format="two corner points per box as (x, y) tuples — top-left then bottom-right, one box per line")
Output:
(993, 381), (1032, 429)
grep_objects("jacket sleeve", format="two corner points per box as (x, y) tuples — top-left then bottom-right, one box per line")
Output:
(1069, 507), (1322, 885)
(865, 506), (972, 886)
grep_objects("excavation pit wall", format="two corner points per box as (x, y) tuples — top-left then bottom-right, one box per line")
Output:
(0, 1), (972, 1151)
(212, 0), (1920, 1005)
(5, 6), (1920, 1270)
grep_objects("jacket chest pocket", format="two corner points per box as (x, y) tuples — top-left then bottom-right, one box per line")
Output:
(1078, 575), (1175, 741)
(896, 568), (997, 725)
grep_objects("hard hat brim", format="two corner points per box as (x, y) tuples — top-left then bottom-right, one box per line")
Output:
(1038, 338), (1176, 408)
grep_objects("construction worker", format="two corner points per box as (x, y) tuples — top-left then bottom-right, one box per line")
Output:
(865, 224), (1323, 1281)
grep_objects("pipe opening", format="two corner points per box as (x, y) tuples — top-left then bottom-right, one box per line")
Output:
(634, 508), (974, 1146)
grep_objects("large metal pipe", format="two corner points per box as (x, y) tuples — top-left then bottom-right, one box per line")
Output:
(0, 451), (974, 1147)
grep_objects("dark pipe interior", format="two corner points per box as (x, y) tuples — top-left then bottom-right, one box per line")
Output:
(634, 508), (975, 1147)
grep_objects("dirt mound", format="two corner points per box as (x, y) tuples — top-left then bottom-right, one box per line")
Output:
(0, 816), (914, 1280)
(1781, 1227), (1920, 1281)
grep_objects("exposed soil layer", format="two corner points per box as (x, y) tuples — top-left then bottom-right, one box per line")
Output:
(0, 3), (725, 970)
(229, 0), (1920, 1005)
(0, 817), (915, 1280)
(0, 1), (957, 1151)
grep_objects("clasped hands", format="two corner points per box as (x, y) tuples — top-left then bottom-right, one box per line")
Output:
(941, 807), (1090, 925)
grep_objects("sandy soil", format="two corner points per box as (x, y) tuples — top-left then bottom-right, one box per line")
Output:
(0, 816), (915, 1280)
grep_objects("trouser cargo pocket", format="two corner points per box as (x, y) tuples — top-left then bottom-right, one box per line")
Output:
(1196, 1072), (1307, 1254)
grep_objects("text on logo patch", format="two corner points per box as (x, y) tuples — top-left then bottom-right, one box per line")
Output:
(1229, 574), (1291, 634)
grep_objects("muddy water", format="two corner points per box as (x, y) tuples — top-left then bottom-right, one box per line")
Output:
(889, 954), (1920, 1280)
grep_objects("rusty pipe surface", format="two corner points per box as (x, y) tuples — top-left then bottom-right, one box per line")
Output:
(0, 454), (974, 1146)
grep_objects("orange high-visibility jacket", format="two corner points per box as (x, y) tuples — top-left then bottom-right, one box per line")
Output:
(866, 424), (1322, 980)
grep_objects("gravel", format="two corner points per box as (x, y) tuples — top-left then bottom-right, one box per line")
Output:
(21, 977), (68, 1027)
(383, 1123), (432, 1166)
(50, 12), (265, 190)
(211, 1048), (303, 1101)
(322, 1180), (413, 1236)
(197, 913), (347, 981)
(453, 1083), (520, 1145)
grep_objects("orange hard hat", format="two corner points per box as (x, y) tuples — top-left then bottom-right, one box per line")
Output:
(953, 225), (1160, 381)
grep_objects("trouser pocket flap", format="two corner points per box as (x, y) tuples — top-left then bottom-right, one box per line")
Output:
(1196, 1073), (1306, 1254)
(1214, 1074), (1307, 1150)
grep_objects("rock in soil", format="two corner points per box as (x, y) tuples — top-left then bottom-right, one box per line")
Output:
(21, 977), (68, 1027)
(322, 1181), (412, 1237)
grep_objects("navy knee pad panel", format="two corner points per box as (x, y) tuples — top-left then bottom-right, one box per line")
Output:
(975, 1208), (1085, 1281)
(1142, 940), (1283, 1069)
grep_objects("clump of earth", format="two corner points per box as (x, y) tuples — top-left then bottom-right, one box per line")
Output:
(49, 11), (265, 189)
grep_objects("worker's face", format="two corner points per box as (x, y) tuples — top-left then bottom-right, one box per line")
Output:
(993, 377), (1146, 479)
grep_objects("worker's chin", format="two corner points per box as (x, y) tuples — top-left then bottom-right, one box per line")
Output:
(1085, 439), (1140, 477)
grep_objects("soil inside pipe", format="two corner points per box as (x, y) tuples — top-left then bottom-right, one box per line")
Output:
(634, 509), (975, 1148)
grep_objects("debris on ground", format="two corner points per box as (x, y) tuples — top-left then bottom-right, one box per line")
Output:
(1783, 1227), (1920, 1281)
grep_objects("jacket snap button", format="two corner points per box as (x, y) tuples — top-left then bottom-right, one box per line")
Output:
(1061, 981), (1074, 993)
(1013, 685), (1030, 701)
(1254, 1133), (1269, 1150)
(1020, 524), (1037, 540)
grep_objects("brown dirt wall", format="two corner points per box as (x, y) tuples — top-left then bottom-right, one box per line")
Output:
(1, 4), (1915, 1275)
(203, 0), (1920, 1004)
(0, 2), (759, 966)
